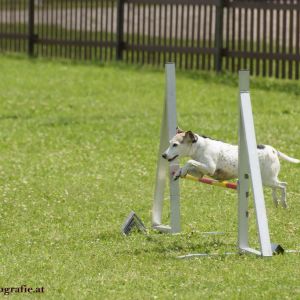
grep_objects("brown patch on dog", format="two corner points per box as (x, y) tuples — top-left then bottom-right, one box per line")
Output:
(173, 130), (197, 144)
(183, 131), (198, 143)
(176, 126), (184, 134)
(173, 132), (185, 143)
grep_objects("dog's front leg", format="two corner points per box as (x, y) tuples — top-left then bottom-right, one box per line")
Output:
(186, 166), (204, 178)
(173, 159), (216, 180)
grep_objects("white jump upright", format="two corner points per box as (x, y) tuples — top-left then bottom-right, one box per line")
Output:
(152, 63), (181, 233)
(238, 70), (272, 257)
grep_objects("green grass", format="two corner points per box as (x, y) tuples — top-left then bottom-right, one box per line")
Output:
(0, 54), (300, 299)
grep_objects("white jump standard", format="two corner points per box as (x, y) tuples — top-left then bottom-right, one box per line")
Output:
(152, 63), (181, 234)
(152, 64), (282, 257)
(237, 71), (272, 257)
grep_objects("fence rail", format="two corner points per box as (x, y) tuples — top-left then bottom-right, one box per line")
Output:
(0, 0), (300, 79)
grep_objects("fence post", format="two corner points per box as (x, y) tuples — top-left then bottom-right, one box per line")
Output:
(116, 0), (124, 60)
(28, 0), (35, 57)
(215, 0), (224, 72)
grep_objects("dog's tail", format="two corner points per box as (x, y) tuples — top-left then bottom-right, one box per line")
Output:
(278, 151), (300, 164)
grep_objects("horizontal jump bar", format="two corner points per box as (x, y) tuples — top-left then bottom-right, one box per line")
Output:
(183, 174), (237, 190)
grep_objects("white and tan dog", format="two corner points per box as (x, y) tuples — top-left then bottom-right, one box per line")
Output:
(162, 128), (300, 208)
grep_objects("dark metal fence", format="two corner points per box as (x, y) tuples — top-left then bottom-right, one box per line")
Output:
(0, 0), (300, 79)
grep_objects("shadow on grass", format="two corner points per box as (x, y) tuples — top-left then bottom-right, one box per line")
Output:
(43, 117), (81, 127)
(116, 233), (235, 257)
(0, 114), (31, 121)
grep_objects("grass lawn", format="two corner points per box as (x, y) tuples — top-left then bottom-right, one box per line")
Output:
(0, 54), (300, 299)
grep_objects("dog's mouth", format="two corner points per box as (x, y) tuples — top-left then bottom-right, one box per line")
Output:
(168, 155), (179, 162)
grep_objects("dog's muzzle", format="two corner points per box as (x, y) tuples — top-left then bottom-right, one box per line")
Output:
(162, 154), (178, 162)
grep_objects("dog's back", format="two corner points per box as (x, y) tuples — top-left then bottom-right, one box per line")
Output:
(192, 136), (239, 180)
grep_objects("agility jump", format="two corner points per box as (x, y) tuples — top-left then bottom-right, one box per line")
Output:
(152, 63), (276, 257)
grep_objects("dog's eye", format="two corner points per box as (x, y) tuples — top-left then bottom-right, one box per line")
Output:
(173, 143), (178, 147)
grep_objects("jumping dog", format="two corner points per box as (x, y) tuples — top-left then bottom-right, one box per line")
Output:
(162, 128), (300, 208)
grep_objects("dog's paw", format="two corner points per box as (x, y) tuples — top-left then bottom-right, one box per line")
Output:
(173, 168), (187, 181)
(173, 169), (181, 181)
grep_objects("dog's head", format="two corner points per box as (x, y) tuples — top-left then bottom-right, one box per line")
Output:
(162, 127), (198, 161)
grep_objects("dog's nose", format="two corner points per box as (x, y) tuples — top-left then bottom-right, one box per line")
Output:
(162, 153), (167, 159)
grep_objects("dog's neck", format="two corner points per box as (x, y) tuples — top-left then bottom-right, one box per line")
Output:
(188, 134), (205, 159)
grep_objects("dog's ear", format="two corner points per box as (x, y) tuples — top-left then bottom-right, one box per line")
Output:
(176, 126), (184, 134)
(185, 131), (198, 143)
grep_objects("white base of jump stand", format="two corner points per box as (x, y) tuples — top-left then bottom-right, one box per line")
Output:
(152, 225), (172, 233)
(177, 243), (288, 259)
(152, 66), (285, 258)
(178, 252), (237, 259)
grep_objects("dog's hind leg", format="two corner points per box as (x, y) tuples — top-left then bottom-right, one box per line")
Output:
(271, 188), (279, 207)
(271, 180), (287, 208)
(279, 182), (287, 208)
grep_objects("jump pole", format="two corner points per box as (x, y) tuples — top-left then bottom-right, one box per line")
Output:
(182, 174), (237, 190)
